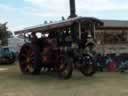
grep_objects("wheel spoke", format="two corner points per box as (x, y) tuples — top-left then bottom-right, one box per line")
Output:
(59, 64), (65, 71)
(27, 64), (34, 72)
(57, 55), (73, 79)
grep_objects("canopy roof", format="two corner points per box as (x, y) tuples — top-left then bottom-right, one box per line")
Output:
(15, 17), (103, 35)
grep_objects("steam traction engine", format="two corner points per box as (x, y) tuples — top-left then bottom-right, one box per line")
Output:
(15, 0), (103, 79)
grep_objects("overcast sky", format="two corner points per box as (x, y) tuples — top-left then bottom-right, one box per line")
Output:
(0, 0), (128, 31)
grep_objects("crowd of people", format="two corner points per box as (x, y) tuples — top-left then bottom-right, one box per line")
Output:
(96, 53), (128, 72)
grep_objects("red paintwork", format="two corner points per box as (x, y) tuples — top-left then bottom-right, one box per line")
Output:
(41, 39), (59, 66)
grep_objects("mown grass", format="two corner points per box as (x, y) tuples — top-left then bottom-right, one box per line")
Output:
(0, 64), (128, 96)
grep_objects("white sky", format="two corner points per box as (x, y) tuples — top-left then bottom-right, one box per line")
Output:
(0, 0), (128, 31)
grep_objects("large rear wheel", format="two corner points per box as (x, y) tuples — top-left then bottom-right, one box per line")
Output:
(19, 43), (42, 75)
(56, 55), (73, 79)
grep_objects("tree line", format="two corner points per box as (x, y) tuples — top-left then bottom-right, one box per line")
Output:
(0, 22), (12, 46)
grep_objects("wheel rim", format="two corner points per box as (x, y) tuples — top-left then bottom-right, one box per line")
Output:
(58, 56), (66, 71)
(19, 44), (34, 74)
(57, 56), (73, 79)
(85, 63), (94, 74)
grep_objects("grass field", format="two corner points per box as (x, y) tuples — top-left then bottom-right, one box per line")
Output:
(1, 64), (128, 96)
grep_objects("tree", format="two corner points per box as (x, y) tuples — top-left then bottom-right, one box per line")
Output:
(44, 20), (48, 24)
(62, 16), (65, 20)
(0, 22), (12, 46)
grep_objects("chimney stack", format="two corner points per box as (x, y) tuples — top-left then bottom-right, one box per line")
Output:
(69, 0), (77, 18)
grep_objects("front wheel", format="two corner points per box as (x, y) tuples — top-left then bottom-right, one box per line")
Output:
(78, 54), (97, 76)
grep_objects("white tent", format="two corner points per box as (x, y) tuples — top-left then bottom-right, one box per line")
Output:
(8, 37), (25, 52)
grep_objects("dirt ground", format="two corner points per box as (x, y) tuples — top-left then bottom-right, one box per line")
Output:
(0, 64), (128, 96)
